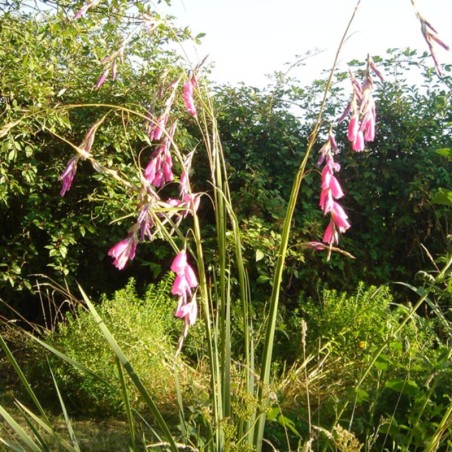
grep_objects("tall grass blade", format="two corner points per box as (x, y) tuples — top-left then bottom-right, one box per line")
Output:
(221, 273), (231, 421)
(174, 367), (188, 442)
(115, 356), (136, 449)
(48, 364), (81, 451)
(0, 335), (49, 423)
(0, 437), (25, 452)
(14, 401), (75, 451)
(18, 412), (51, 452)
(425, 401), (452, 452)
(0, 405), (41, 452)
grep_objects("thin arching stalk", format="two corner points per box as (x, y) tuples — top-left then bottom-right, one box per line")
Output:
(253, 1), (363, 448)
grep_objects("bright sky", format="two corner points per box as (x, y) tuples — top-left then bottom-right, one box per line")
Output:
(160, 0), (452, 86)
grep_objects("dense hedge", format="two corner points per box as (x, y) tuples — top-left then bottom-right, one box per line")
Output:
(1, 3), (451, 318)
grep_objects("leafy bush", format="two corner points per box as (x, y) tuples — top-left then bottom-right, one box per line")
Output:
(277, 282), (451, 450)
(0, 4), (193, 314)
(303, 283), (434, 359)
(43, 276), (202, 416)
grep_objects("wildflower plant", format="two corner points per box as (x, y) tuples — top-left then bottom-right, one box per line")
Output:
(0, 0), (450, 450)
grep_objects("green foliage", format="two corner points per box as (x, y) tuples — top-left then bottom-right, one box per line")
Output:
(1, 1), (451, 450)
(43, 276), (193, 416)
(0, 1), (194, 311)
(214, 84), (309, 223)
(213, 49), (452, 296)
(432, 147), (452, 206)
(297, 283), (434, 374)
(278, 276), (452, 451)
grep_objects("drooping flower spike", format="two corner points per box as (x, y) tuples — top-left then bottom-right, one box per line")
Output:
(175, 294), (198, 326)
(179, 151), (194, 197)
(144, 122), (177, 188)
(340, 56), (384, 152)
(59, 120), (102, 196)
(147, 79), (180, 141)
(411, 6), (450, 77)
(170, 248), (198, 348)
(170, 249), (198, 304)
(317, 132), (350, 247)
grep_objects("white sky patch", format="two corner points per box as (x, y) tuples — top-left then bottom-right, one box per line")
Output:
(159, 0), (452, 86)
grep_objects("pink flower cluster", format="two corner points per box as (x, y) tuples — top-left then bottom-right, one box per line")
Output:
(144, 123), (176, 187)
(318, 133), (350, 245)
(59, 43), (201, 331)
(107, 233), (138, 270)
(141, 77), (200, 226)
(182, 77), (197, 116)
(340, 56), (384, 152)
(59, 123), (97, 196)
(171, 249), (198, 326)
(313, 57), (384, 250)
(105, 76), (201, 333)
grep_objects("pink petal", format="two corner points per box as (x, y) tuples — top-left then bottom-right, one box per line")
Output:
(329, 175), (344, 199)
(144, 158), (157, 182)
(363, 114), (375, 141)
(95, 69), (109, 89)
(321, 166), (332, 190)
(348, 115), (359, 142)
(184, 264), (198, 288)
(352, 130), (364, 152)
(320, 189), (334, 213)
(322, 222), (337, 244)
(171, 274), (188, 296)
(171, 250), (187, 274)
(332, 202), (351, 232)
(175, 298), (198, 325)
(182, 79), (197, 116)
(108, 236), (137, 270)
(59, 157), (78, 196)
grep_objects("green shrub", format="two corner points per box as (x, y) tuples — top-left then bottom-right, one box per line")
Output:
(299, 283), (434, 362)
(278, 282), (451, 450)
(45, 276), (201, 416)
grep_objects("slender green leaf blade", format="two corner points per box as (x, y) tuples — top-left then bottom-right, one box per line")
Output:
(49, 366), (80, 451)
(0, 335), (49, 423)
(0, 405), (41, 452)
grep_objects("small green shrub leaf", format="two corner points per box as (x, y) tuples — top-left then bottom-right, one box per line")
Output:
(431, 188), (452, 206)
(356, 388), (369, 402)
(255, 249), (265, 262)
(384, 379), (419, 396)
(266, 407), (280, 421)
(374, 354), (391, 371)
(435, 147), (452, 161)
